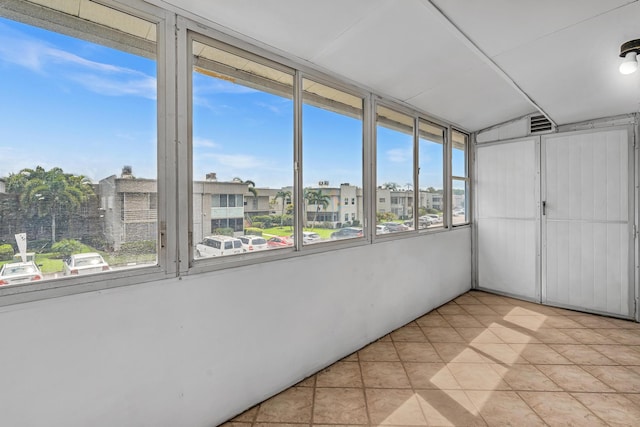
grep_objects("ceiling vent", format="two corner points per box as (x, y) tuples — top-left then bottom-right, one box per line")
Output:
(529, 115), (553, 134)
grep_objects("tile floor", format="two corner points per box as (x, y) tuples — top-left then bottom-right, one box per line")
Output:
(221, 291), (640, 426)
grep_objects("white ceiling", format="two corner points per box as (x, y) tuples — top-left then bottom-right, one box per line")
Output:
(153, 0), (640, 131)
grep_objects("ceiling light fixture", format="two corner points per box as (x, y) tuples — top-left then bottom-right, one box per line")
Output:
(619, 39), (640, 75)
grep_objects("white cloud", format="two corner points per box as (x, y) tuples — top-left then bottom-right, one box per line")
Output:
(0, 23), (156, 99)
(193, 137), (220, 148)
(386, 148), (411, 163)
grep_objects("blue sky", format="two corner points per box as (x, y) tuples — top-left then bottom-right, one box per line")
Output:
(0, 16), (451, 190)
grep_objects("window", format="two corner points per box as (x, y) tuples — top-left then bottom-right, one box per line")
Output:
(0, 1), (159, 289)
(451, 130), (469, 225)
(419, 120), (445, 229)
(302, 78), (363, 244)
(191, 37), (293, 256)
(376, 106), (414, 234)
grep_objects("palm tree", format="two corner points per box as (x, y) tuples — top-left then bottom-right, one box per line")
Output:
(6, 166), (94, 243)
(274, 190), (291, 226)
(305, 189), (330, 228)
(232, 177), (257, 197)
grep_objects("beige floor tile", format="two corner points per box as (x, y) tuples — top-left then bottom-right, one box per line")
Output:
(404, 362), (460, 390)
(550, 344), (617, 365)
(432, 343), (487, 363)
(454, 328), (503, 344)
(442, 314), (483, 328)
(571, 314), (620, 328)
(466, 390), (545, 426)
(536, 365), (615, 392)
(454, 294), (484, 305)
(295, 376), (316, 387)
(358, 341), (400, 362)
(230, 405), (258, 422)
(474, 294), (513, 304)
(459, 304), (500, 316)
(471, 314), (507, 328)
(541, 315), (585, 329)
(557, 328), (618, 344)
(600, 328), (640, 345)
(581, 365), (640, 392)
(489, 325), (540, 344)
(623, 393), (640, 406)
(313, 388), (368, 425)
(255, 387), (313, 423)
(491, 364), (562, 391)
(394, 341), (442, 363)
(470, 343), (528, 364)
(437, 303), (467, 315)
(499, 306), (545, 316)
(316, 361), (362, 388)
(422, 327), (465, 343)
(220, 422), (252, 427)
(342, 352), (359, 362)
(391, 326), (428, 342)
(254, 424), (308, 427)
(415, 312), (451, 328)
(509, 343), (572, 364)
(519, 391), (606, 426)
(589, 345), (640, 365)
(447, 363), (511, 390)
(365, 388), (426, 425)
(502, 315), (548, 331)
(573, 392), (640, 426)
(415, 389), (486, 426)
(533, 328), (580, 344)
(482, 304), (521, 316)
(360, 361), (411, 388)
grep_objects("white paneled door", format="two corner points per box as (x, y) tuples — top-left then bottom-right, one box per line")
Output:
(476, 137), (540, 300)
(542, 128), (634, 317)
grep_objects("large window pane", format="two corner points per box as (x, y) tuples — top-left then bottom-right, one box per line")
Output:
(191, 39), (294, 258)
(376, 106), (414, 235)
(0, 3), (157, 286)
(302, 79), (363, 244)
(452, 130), (469, 225)
(418, 120), (445, 230)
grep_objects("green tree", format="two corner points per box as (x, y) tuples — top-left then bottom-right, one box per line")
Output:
(274, 190), (291, 226)
(233, 177), (257, 197)
(6, 166), (95, 243)
(426, 186), (437, 193)
(382, 182), (399, 190)
(305, 189), (330, 228)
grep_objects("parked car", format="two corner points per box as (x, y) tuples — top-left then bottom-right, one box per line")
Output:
(267, 236), (294, 248)
(403, 220), (415, 230)
(381, 222), (409, 232)
(330, 227), (363, 240)
(238, 235), (268, 252)
(427, 214), (442, 223)
(294, 231), (321, 244)
(195, 235), (244, 258)
(0, 261), (43, 286)
(376, 225), (390, 234)
(418, 216), (433, 228)
(63, 253), (111, 276)
(453, 209), (465, 216)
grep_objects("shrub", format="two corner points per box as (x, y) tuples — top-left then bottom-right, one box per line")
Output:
(321, 221), (334, 229)
(0, 244), (14, 261)
(119, 240), (156, 255)
(51, 239), (92, 258)
(245, 227), (263, 236)
(351, 220), (361, 227)
(28, 240), (52, 253)
(251, 215), (274, 228)
(214, 227), (234, 237)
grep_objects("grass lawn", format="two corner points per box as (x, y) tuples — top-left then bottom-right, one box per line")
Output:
(261, 226), (335, 239)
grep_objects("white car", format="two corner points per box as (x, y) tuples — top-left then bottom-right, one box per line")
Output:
(301, 231), (321, 244)
(427, 214), (442, 223)
(196, 235), (244, 258)
(238, 235), (268, 252)
(0, 261), (43, 286)
(63, 253), (111, 276)
(376, 225), (390, 234)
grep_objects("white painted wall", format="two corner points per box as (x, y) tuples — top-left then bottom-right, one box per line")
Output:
(0, 228), (471, 427)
